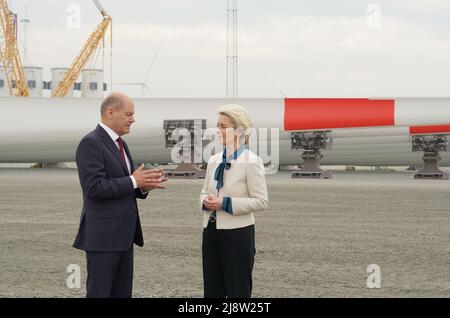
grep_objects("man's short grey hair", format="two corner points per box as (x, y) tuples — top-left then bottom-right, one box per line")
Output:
(100, 94), (125, 116)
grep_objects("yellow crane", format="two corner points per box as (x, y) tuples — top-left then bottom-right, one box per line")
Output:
(0, 0), (29, 96)
(52, 0), (112, 97)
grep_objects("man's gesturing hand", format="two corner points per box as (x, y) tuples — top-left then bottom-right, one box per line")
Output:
(132, 164), (168, 190)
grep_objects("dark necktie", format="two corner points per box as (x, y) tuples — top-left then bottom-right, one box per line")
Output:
(116, 137), (126, 164)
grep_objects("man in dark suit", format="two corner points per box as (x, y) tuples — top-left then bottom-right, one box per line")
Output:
(73, 92), (167, 298)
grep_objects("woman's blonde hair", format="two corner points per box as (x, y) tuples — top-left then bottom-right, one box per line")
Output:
(217, 104), (253, 145)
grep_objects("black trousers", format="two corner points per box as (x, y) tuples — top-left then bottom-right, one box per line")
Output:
(202, 221), (256, 298)
(85, 247), (134, 298)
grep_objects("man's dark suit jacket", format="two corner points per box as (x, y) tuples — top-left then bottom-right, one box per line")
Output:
(73, 124), (148, 252)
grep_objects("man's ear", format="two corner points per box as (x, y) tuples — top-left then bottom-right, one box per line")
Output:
(106, 107), (114, 119)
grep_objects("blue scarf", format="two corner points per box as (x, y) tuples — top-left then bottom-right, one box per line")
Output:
(214, 145), (246, 190)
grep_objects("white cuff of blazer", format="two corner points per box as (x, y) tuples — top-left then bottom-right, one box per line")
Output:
(130, 176), (149, 194)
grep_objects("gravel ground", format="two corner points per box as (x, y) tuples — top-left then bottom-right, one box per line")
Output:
(0, 168), (449, 298)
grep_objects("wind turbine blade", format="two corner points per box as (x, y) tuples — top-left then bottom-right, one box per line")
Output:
(264, 74), (287, 98)
(143, 41), (163, 84)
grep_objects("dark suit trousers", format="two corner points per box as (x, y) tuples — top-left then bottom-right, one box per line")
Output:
(85, 247), (134, 298)
(202, 221), (256, 298)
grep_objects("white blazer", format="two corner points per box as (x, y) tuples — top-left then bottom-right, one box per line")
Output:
(199, 149), (269, 229)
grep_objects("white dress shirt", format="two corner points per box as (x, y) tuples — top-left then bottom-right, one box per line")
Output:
(99, 122), (138, 189)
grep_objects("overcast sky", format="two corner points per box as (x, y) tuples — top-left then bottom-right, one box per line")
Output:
(8, 0), (450, 98)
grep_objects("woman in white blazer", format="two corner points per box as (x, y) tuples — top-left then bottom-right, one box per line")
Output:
(199, 104), (269, 298)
